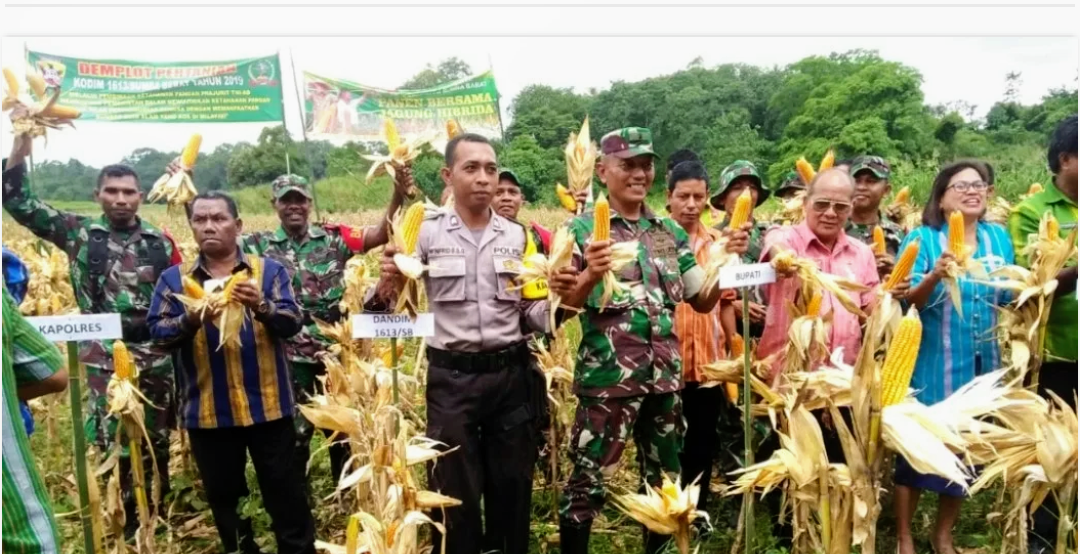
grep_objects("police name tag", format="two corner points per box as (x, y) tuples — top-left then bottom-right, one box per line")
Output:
(718, 263), (777, 289)
(352, 313), (435, 339)
(26, 313), (123, 342)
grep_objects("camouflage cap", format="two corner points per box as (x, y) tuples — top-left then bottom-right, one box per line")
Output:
(849, 155), (891, 180)
(710, 160), (769, 209)
(600, 127), (659, 159)
(271, 174), (313, 200)
(774, 170), (806, 194)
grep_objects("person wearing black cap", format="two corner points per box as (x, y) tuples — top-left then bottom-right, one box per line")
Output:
(494, 169), (551, 254)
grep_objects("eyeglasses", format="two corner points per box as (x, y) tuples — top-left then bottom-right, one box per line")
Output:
(947, 180), (989, 193)
(809, 199), (852, 215)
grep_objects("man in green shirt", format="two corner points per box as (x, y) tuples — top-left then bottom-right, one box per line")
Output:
(1009, 114), (1078, 554)
(2, 285), (69, 554)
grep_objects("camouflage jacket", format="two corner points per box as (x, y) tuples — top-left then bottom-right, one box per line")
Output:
(2, 166), (180, 370)
(242, 225), (358, 366)
(568, 205), (700, 398)
(845, 213), (906, 257)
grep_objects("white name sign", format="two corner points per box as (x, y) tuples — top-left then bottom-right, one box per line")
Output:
(718, 263), (777, 289)
(25, 313), (123, 342)
(352, 313), (435, 339)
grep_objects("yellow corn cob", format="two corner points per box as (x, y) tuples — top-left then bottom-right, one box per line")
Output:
(446, 119), (462, 138)
(556, 183), (578, 213)
(345, 514), (360, 554)
(948, 210), (965, 259)
(818, 149), (835, 171)
(1047, 215), (1060, 238)
(40, 103), (81, 119)
(181, 134), (202, 167)
(593, 194), (610, 241)
(113, 340), (135, 380)
(893, 187), (910, 205)
(884, 238), (920, 290)
(26, 73), (47, 100)
(795, 157), (816, 186)
(1027, 183), (1043, 195)
(383, 118), (401, 150)
(401, 202), (426, 255)
(3, 68), (19, 96)
(872, 226), (886, 255)
(805, 290), (822, 317)
(727, 188), (753, 229)
(182, 276), (206, 299)
(725, 334), (745, 402)
(222, 270), (249, 302)
(880, 307), (923, 406)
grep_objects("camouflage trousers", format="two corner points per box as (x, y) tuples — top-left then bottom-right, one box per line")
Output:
(292, 362), (349, 495)
(559, 392), (685, 524)
(85, 362), (175, 515)
(85, 362), (175, 462)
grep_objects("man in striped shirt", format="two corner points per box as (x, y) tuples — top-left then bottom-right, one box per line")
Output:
(3, 285), (69, 554)
(148, 192), (314, 554)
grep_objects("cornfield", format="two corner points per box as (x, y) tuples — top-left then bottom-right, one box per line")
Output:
(5, 184), (1076, 553)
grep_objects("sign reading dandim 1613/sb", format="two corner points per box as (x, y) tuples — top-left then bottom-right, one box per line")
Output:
(26, 50), (284, 123)
(25, 313), (123, 343)
(352, 313), (435, 339)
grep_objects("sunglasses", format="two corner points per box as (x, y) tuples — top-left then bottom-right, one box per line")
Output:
(809, 199), (853, 215)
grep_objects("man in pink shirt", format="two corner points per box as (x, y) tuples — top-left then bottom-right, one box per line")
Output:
(758, 168), (881, 379)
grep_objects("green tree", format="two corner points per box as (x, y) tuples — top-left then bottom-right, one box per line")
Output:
(401, 57), (473, 89)
(226, 126), (310, 189)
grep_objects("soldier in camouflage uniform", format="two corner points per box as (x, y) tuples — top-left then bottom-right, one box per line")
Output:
(556, 128), (736, 554)
(241, 174), (407, 495)
(773, 170), (806, 200)
(710, 161), (771, 339)
(845, 155), (906, 277)
(2, 135), (181, 538)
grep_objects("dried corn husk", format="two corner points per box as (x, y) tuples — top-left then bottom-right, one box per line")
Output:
(770, 249), (871, 317)
(3, 67), (79, 143)
(612, 474), (709, 554)
(564, 117), (598, 198)
(597, 241), (639, 312)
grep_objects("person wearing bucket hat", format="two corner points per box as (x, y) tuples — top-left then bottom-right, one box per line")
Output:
(774, 170), (807, 200)
(556, 126), (743, 554)
(711, 161), (772, 337)
(240, 171), (410, 501)
(845, 155), (906, 277)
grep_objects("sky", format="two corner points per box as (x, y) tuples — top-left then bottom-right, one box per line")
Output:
(1, 36), (1076, 167)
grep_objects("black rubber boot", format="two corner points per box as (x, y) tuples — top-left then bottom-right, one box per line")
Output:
(558, 520), (592, 554)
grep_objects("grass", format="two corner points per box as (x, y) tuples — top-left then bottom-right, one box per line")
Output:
(7, 201), (1020, 554)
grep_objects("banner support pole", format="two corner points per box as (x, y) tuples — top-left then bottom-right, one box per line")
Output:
(285, 48), (321, 221)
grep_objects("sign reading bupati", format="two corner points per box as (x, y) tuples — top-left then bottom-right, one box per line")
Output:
(303, 70), (502, 142)
(25, 50), (284, 122)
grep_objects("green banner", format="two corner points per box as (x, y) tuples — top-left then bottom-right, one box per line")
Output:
(25, 50), (284, 123)
(302, 70), (502, 142)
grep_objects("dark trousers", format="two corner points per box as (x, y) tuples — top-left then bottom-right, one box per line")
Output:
(679, 382), (726, 511)
(425, 362), (536, 554)
(188, 417), (316, 554)
(1030, 361), (1078, 550)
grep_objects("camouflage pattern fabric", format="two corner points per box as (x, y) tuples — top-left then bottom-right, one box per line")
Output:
(85, 363), (174, 460)
(845, 214), (906, 257)
(559, 393), (684, 524)
(710, 160), (769, 209)
(566, 206), (699, 398)
(242, 225), (355, 368)
(3, 184), (179, 465)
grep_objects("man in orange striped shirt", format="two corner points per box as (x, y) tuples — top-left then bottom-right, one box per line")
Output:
(667, 161), (747, 519)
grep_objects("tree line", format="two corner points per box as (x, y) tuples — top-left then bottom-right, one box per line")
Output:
(25, 51), (1078, 208)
